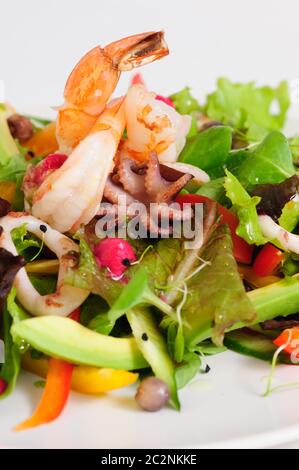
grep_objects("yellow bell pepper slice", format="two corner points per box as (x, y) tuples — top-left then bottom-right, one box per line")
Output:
(21, 352), (138, 395)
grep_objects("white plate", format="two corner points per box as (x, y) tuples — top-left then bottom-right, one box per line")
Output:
(2, 0), (299, 448)
(1, 351), (299, 448)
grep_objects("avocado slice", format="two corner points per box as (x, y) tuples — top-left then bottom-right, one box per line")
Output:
(12, 316), (148, 370)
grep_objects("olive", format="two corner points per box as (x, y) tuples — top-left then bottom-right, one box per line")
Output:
(7, 114), (33, 142)
(135, 376), (169, 412)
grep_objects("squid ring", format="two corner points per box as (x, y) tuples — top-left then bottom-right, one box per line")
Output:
(258, 214), (299, 254)
(0, 213), (89, 316)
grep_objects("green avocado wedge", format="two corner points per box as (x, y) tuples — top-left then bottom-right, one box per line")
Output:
(11, 316), (148, 370)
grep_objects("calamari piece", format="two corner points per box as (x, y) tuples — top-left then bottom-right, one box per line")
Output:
(124, 85), (191, 163)
(258, 214), (299, 254)
(162, 162), (210, 185)
(0, 213), (89, 316)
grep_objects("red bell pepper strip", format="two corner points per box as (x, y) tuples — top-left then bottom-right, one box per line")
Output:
(15, 308), (80, 431)
(273, 327), (299, 361)
(252, 244), (284, 277)
(175, 194), (254, 264)
(69, 307), (81, 322)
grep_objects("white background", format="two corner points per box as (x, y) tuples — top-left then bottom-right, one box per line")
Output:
(1, 0), (299, 449)
(1, 0), (299, 117)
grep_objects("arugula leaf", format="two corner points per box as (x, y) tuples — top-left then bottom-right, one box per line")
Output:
(170, 87), (200, 115)
(179, 126), (233, 177)
(175, 351), (201, 389)
(204, 78), (290, 141)
(182, 225), (256, 347)
(224, 170), (267, 245)
(233, 132), (295, 186)
(279, 200), (299, 232)
(0, 288), (28, 399)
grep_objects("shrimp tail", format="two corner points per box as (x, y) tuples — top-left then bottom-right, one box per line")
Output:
(104, 31), (169, 71)
(57, 32), (168, 151)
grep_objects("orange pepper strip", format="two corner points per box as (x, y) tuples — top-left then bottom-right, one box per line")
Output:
(15, 308), (80, 431)
(0, 181), (16, 204)
(15, 358), (73, 431)
(23, 122), (58, 158)
(273, 327), (299, 356)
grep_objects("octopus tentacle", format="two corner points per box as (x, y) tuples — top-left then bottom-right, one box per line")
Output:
(117, 157), (147, 201)
(144, 152), (192, 202)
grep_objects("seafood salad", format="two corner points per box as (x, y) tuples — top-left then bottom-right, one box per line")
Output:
(1, 31), (299, 430)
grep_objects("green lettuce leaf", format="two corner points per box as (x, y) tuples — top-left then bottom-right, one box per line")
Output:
(196, 177), (229, 205)
(0, 288), (28, 399)
(65, 235), (182, 306)
(279, 200), (299, 232)
(170, 87), (200, 115)
(182, 225), (256, 347)
(228, 132), (295, 186)
(179, 126), (233, 177)
(224, 170), (267, 245)
(64, 236), (97, 291)
(29, 274), (57, 295)
(11, 223), (40, 258)
(0, 106), (30, 210)
(204, 78), (290, 141)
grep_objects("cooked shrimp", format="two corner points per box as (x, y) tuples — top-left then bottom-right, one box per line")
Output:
(32, 98), (125, 233)
(57, 31), (169, 152)
(0, 213), (89, 316)
(124, 85), (191, 164)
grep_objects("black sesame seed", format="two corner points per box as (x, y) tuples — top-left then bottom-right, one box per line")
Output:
(204, 364), (211, 374)
(122, 258), (131, 267)
(39, 224), (47, 233)
(141, 333), (148, 341)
